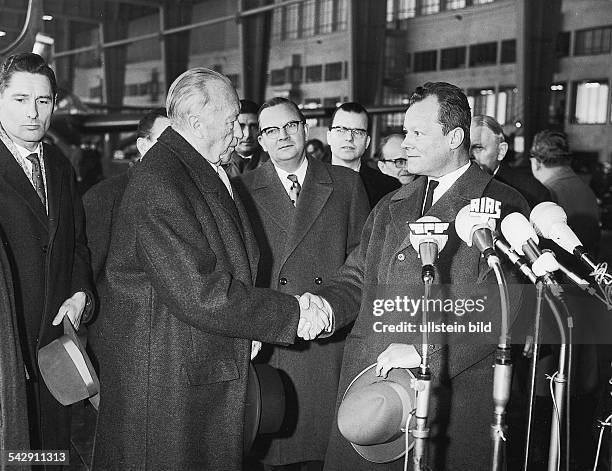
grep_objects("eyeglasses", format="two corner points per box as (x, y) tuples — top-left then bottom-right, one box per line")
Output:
(379, 158), (407, 168)
(260, 120), (304, 139)
(330, 126), (368, 140)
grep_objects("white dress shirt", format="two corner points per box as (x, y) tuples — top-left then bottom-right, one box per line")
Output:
(273, 157), (308, 200)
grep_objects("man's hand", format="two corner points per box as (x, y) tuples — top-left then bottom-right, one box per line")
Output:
(251, 340), (262, 360)
(52, 291), (87, 329)
(296, 293), (330, 340)
(376, 343), (422, 378)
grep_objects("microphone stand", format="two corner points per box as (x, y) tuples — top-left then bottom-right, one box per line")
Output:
(411, 242), (435, 471)
(522, 240), (568, 471)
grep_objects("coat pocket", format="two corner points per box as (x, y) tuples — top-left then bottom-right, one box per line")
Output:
(184, 358), (239, 385)
(184, 327), (240, 385)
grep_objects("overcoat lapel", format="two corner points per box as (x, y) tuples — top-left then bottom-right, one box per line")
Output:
(281, 158), (332, 268)
(0, 142), (48, 229)
(390, 175), (427, 253)
(43, 145), (63, 247)
(249, 160), (295, 233)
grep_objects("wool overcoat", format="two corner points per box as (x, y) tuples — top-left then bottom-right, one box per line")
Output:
(92, 128), (300, 471)
(235, 158), (370, 465)
(318, 163), (530, 471)
(0, 139), (92, 453)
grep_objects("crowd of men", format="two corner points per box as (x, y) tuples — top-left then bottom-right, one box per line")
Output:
(0, 52), (606, 471)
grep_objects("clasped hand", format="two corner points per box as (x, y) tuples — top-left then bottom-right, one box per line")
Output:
(296, 293), (330, 340)
(376, 343), (422, 378)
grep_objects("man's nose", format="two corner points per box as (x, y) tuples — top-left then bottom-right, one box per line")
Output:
(26, 101), (39, 120)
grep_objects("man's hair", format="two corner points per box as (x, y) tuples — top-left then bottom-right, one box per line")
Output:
(166, 68), (232, 129)
(530, 130), (572, 166)
(240, 99), (260, 115)
(330, 102), (369, 130)
(0, 52), (57, 97)
(306, 138), (324, 151)
(408, 82), (471, 151)
(258, 97), (305, 122)
(376, 133), (404, 160)
(137, 108), (168, 139)
(472, 115), (505, 143)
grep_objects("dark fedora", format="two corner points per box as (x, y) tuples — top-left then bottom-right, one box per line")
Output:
(244, 363), (286, 453)
(337, 363), (416, 463)
(37, 316), (100, 408)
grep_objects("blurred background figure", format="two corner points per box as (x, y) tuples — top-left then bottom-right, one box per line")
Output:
(305, 138), (329, 163)
(83, 108), (170, 284)
(224, 99), (269, 177)
(376, 133), (415, 185)
(470, 115), (550, 209)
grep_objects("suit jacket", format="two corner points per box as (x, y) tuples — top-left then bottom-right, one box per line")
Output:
(318, 163), (529, 471)
(359, 163), (401, 208)
(92, 127), (300, 471)
(0, 139), (93, 452)
(83, 170), (131, 285)
(495, 161), (551, 209)
(234, 158), (369, 464)
(224, 147), (269, 178)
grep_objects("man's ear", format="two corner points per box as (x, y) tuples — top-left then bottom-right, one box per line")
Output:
(497, 142), (509, 162)
(136, 137), (149, 158)
(448, 127), (464, 151)
(365, 135), (371, 150)
(188, 114), (203, 138)
(258, 135), (268, 153)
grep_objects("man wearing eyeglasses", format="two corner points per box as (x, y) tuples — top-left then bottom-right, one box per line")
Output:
(234, 97), (369, 471)
(224, 99), (269, 178)
(328, 102), (400, 208)
(376, 133), (416, 185)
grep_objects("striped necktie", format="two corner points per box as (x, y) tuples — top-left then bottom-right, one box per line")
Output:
(26, 153), (46, 208)
(287, 174), (300, 206)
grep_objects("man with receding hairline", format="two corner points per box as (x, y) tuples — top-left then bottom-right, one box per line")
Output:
(92, 68), (330, 470)
(0, 52), (93, 459)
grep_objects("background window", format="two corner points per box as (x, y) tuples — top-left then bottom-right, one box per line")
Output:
(270, 69), (286, 86)
(414, 50), (437, 72)
(440, 46), (466, 70)
(285, 4), (299, 39)
(320, 0), (334, 34)
(468, 89), (496, 116)
(500, 39), (516, 63)
(305, 65), (323, 83)
(575, 26), (612, 55)
(469, 42), (498, 67)
(302, 0), (316, 37)
(324, 62), (343, 81)
(397, 0), (416, 18)
(446, 0), (466, 10)
(556, 31), (571, 57)
(421, 0), (440, 15)
(572, 80), (609, 124)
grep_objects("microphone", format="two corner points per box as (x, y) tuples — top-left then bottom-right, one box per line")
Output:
(530, 201), (598, 272)
(409, 216), (449, 283)
(455, 203), (498, 261)
(500, 213), (562, 293)
(492, 233), (538, 285)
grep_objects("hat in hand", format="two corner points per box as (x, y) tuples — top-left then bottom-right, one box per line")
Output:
(37, 316), (100, 408)
(337, 363), (416, 463)
(244, 363), (286, 453)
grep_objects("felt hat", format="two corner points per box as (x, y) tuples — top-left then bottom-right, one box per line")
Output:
(244, 363), (286, 453)
(337, 363), (416, 463)
(37, 316), (100, 408)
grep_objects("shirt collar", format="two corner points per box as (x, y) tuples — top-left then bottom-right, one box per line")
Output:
(428, 160), (471, 205)
(273, 156), (308, 187)
(14, 141), (42, 159)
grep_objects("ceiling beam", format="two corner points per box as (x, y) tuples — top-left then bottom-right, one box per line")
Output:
(1, 5), (101, 24)
(101, 0), (162, 8)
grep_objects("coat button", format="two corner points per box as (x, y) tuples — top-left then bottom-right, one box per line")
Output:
(314, 277), (322, 285)
(279, 277), (288, 285)
(397, 253), (405, 261)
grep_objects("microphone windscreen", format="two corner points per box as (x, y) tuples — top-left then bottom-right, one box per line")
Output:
(455, 204), (496, 247)
(500, 212), (539, 255)
(408, 216), (449, 256)
(530, 202), (582, 254)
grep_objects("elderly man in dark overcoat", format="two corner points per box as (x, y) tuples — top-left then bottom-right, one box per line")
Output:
(307, 83), (530, 471)
(234, 97), (370, 469)
(91, 69), (329, 471)
(0, 53), (93, 458)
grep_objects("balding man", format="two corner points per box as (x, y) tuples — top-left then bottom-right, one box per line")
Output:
(470, 114), (550, 208)
(377, 133), (415, 185)
(91, 68), (329, 470)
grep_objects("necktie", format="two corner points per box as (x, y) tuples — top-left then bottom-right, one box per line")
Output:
(421, 179), (439, 216)
(26, 153), (46, 208)
(287, 174), (301, 206)
(217, 165), (234, 200)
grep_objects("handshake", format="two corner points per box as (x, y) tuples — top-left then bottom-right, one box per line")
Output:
(296, 292), (332, 341)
